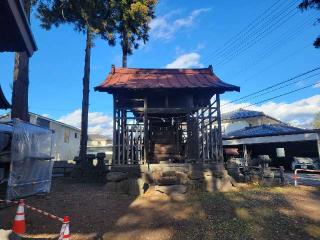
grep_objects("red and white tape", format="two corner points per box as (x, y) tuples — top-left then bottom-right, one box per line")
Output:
(0, 199), (64, 223)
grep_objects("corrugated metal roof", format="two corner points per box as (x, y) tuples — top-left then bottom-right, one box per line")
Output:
(221, 109), (265, 121)
(0, 85), (10, 109)
(94, 66), (240, 93)
(224, 124), (306, 139)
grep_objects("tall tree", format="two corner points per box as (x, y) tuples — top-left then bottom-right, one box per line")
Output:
(299, 0), (320, 48)
(11, 0), (37, 121)
(313, 112), (320, 128)
(37, 0), (115, 168)
(111, 0), (157, 67)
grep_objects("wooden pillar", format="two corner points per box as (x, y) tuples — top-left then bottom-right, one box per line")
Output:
(216, 94), (223, 161)
(201, 108), (205, 162)
(208, 102), (213, 160)
(117, 108), (121, 165)
(144, 98), (149, 164)
(121, 109), (127, 164)
(112, 97), (116, 164)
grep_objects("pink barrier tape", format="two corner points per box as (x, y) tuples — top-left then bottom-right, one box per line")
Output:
(0, 199), (64, 223)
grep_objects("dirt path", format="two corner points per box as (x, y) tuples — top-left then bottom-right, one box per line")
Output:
(0, 180), (319, 240)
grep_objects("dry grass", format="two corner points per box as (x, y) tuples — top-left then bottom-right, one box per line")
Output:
(0, 179), (319, 240)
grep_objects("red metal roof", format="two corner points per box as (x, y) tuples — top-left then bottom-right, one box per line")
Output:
(94, 66), (240, 93)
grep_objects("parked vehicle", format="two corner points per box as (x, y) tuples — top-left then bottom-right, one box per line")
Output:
(228, 157), (246, 168)
(291, 157), (319, 171)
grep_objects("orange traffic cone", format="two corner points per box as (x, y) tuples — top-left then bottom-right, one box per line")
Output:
(12, 199), (26, 234)
(59, 216), (70, 240)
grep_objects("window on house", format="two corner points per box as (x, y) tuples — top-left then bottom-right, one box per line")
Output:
(75, 133), (78, 138)
(64, 130), (70, 143)
(36, 117), (50, 128)
(276, 148), (285, 157)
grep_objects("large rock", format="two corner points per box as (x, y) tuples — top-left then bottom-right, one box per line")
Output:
(155, 185), (187, 195)
(151, 170), (162, 183)
(176, 171), (189, 184)
(212, 170), (229, 178)
(157, 175), (179, 186)
(188, 170), (204, 180)
(106, 172), (128, 182)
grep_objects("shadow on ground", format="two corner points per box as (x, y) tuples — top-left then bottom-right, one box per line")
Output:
(0, 178), (320, 240)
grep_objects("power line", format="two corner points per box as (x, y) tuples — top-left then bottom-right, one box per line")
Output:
(221, 66), (320, 107)
(246, 81), (320, 107)
(201, 0), (287, 63)
(201, 0), (284, 63)
(213, 1), (299, 63)
(236, 43), (310, 84)
(223, 72), (320, 109)
(225, 15), (316, 79)
(201, 0), (299, 65)
(222, 81), (319, 115)
(213, 6), (299, 67)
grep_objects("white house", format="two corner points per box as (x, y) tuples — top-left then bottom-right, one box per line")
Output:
(221, 109), (282, 134)
(87, 134), (113, 161)
(0, 112), (81, 161)
(221, 109), (320, 169)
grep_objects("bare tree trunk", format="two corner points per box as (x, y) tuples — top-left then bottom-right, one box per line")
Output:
(11, 0), (31, 121)
(79, 28), (92, 169)
(122, 31), (128, 68)
(122, 46), (127, 68)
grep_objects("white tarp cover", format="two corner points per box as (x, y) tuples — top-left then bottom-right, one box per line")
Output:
(6, 119), (54, 199)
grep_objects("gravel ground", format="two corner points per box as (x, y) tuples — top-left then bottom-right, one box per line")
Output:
(0, 179), (319, 240)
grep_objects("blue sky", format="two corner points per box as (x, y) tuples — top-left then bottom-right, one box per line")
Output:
(0, 0), (319, 134)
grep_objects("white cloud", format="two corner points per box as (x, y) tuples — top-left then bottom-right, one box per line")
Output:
(150, 8), (210, 40)
(221, 95), (320, 129)
(314, 82), (320, 88)
(166, 52), (203, 68)
(58, 109), (113, 137)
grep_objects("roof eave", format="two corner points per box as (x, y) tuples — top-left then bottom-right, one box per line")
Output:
(95, 85), (240, 94)
(7, 0), (37, 56)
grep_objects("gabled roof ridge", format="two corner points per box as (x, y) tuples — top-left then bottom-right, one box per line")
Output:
(113, 67), (213, 75)
(95, 65), (240, 93)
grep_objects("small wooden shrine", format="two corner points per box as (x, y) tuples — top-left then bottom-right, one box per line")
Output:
(95, 65), (239, 165)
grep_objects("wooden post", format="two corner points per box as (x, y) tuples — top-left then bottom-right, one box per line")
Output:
(144, 98), (149, 164)
(216, 94), (223, 161)
(201, 108), (205, 162)
(112, 97), (116, 165)
(208, 101), (213, 160)
(117, 108), (121, 165)
(186, 113), (191, 161)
